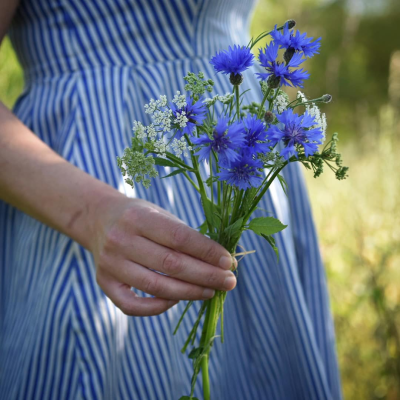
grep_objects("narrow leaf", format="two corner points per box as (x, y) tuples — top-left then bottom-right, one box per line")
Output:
(277, 174), (288, 197)
(261, 234), (280, 262)
(224, 217), (244, 237)
(248, 217), (287, 236)
(154, 158), (178, 168)
(173, 301), (193, 335)
(161, 168), (187, 179)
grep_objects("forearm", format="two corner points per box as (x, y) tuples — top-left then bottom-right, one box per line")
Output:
(0, 101), (124, 250)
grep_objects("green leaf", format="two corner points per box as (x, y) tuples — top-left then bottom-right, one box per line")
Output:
(188, 346), (202, 360)
(161, 168), (187, 179)
(224, 217), (244, 237)
(248, 217), (287, 236)
(154, 158), (178, 168)
(277, 174), (288, 197)
(198, 220), (208, 235)
(261, 234), (280, 262)
(201, 197), (221, 230)
(173, 300), (193, 335)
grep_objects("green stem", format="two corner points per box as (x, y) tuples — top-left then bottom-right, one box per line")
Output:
(269, 88), (280, 111)
(243, 164), (287, 223)
(257, 87), (271, 119)
(234, 85), (240, 121)
(201, 293), (220, 400)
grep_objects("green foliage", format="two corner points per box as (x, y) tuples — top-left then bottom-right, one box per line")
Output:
(0, 37), (23, 108)
(248, 217), (287, 236)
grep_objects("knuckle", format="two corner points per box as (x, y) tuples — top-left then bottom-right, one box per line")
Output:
(203, 245), (218, 263)
(143, 275), (161, 295)
(103, 227), (122, 251)
(205, 270), (220, 288)
(171, 224), (189, 248)
(162, 252), (183, 276)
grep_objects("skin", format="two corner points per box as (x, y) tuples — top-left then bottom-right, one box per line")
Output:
(0, 0), (237, 317)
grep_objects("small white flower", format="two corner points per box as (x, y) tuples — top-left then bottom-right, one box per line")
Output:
(298, 91), (327, 141)
(171, 137), (192, 157)
(275, 93), (289, 114)
(153, 138), (170, 158)
(218, 93), (234, 104)
(172, 91), (187, 109)
(175, 111), (189, 128)
(132, 121), (146, 139)
(146, 123), (157, 139)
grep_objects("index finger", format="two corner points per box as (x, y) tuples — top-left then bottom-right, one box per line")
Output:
(137, 210), (234, 270)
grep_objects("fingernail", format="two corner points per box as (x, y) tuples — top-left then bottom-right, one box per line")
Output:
(202, 288), (215, 299)
(219, 255), (233, 270)
(167, 300), (179, 307)
(224, 273), (237, 290)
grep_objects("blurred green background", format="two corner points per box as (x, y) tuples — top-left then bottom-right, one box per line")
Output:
(1, 0), (399, 398)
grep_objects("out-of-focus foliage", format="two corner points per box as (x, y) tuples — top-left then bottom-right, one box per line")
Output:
(252, 1), (400, 399)
(1, 1), (399, 398)
(0, 37), (23, 109)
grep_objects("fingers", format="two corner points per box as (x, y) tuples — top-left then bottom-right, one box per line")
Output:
(114, 259), (217, 301)
(136, 210), (235, 270)
(97, 272), (179, 317)
(124, 236), (237, 291)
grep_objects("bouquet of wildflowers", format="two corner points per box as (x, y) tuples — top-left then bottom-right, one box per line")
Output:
(117, 20), (348, 400)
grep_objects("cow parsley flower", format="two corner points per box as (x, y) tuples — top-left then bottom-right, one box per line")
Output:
(217, 153), (263, 190)
(242, 114), (270, 155)
(192, 117), (245, 163)
(275, 91), (289, 114)
(257, 42), (309, 88)
(171, 96), (207, 138)
(172, 91), (187, 108)
(132, 120), (147, 139)
(297, 91), (327, 140)
(271, 24), (321, 58)
(171, 137), (192, 157)
(265, 108), (323, 160)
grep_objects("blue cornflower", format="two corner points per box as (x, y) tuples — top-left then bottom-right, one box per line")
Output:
(271, 24), (321, 58)
(192, 117), (245, 163)
(265, 108), (323, 160)
(210, 45), (255, 75)
(217, 153), (263, 190)
(171, 96), (207, 138)
(256, 42), (309, 88)
(242, 114), (270, 155)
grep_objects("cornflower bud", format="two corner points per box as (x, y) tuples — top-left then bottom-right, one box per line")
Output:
(321, 94), (332, 103)
(267, 75), (281, 89)
(285, 19), (296, 29)
(264, 110), (275, 124)
(230, 72), (244, 86)
(283, 47), (296, 64)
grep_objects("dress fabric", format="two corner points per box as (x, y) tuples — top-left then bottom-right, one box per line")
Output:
(0, 0), (342, 399)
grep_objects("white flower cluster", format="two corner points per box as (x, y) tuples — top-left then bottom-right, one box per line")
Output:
(174, 111), (188, 128)
(275, 92), (289, 114)
(171, 137), (192, 157)
(144, 95), (167, 114)
(297, 91), (327, 140)
(172, 91), (187, 109)
(132, 120), (146, 139)
(203, 92), (234, 107)
(152, 109), (173, 132)
(153, 138), (170, 158)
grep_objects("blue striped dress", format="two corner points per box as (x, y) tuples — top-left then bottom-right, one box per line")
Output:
(0, 0), (342, 399)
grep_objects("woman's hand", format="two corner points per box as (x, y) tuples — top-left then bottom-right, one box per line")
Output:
(91, 196), (237, 317)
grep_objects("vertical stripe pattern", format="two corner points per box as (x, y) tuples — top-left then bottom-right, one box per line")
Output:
(1, 0), (342, 398)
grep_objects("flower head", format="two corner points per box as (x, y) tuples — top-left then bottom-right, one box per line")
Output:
(210, 45), (255, 76)
(242, 114), (270, 155)
(192, 117), (245, 163)
(271, 24), (321, 58)
(171, 96), (207, 139)
(217, 153), (263, 190)
(265, 108), (323, 160)
(256, 42), (309, 88)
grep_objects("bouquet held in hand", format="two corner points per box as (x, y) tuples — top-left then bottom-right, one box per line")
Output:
(117, 19), (348, 400)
